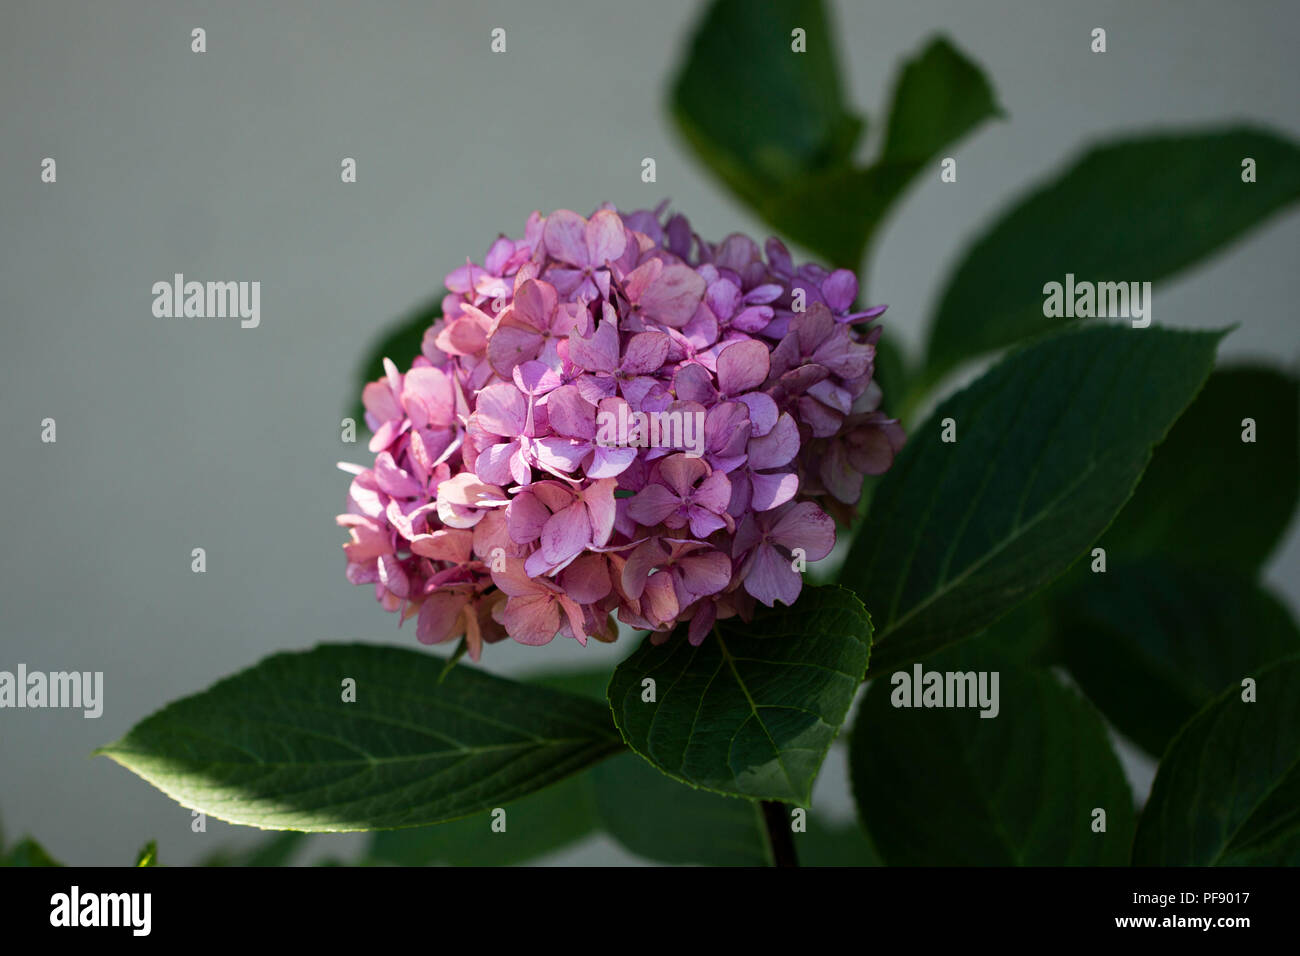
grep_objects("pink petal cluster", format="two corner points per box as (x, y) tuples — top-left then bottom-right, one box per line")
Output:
(338, 203), (904, 658)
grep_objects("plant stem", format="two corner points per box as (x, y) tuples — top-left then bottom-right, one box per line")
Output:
(760, 800), (798, 867)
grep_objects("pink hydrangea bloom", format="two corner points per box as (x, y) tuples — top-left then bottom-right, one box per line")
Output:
(339, 203), (904, 656)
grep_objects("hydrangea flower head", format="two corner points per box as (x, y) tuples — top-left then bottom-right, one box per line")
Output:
(338, 203), (904, 659)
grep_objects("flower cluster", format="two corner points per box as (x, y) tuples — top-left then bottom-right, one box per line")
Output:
(338, 204), (904, 658)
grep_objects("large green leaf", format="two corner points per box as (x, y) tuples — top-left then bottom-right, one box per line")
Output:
(1098, 366), (1299, 573)
(1133, 655), (1300, 865)
(850, 644), (1135, 865)
(840, 323), (1224, 675)
(362, 666), (616, 866)
(1059, 562), (1300, 757)
(98, 644), (623, 831)
(368, 771), (598, 866)
(923, 127), (1300, 384)
(607, 585), (872, 803)
(671, 0), (862, 215)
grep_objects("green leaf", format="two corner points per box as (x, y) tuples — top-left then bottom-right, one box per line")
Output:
(134, 840), (158, 867)
(1098, 366), (1299, 573)
(1133, 654), (1300, 865)
(840, 323), (1224, 675)
(607, 585), (872, 803)
(850, 644), (1135, 864)
(98, 643), (623, 831)
(672, 11), (1000, 268)
(348, 297), (441, 423)
(762, 164), (906, 270)
(877, 37), (1003, 169)
(923, 127), (1300, 384)
(368, 771), (598, 866)
(780, 35), (1002, 267)
(592, 752), (770, 865)
(671, 0), (862, 214)
(364, 668), (615, 865)
(1, 837), (62, 867)
(1059, 562), (1300, 757)
(974, 594), (1061, 665)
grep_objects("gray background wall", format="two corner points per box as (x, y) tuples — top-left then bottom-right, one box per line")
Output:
(2, 0), (1297, 865)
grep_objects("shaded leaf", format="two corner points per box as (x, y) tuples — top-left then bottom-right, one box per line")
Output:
(1098, 366), (1299, 573)
(800, 816), (883, 867)
(368, 771), (597, 866)
(1060, 563), (1300, 757)
(592, 752), (769, 866)
(1133, 654), (1300, 865)
(851, 644), (1134, 864)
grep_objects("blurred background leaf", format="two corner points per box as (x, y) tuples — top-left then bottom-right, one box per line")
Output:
(921, 127), (1300, 389)
(671, 0), (863, 217)
(1, 835), (62, 867)
(673, 3), (998, 268)
(1057, 561), (1300, 757)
